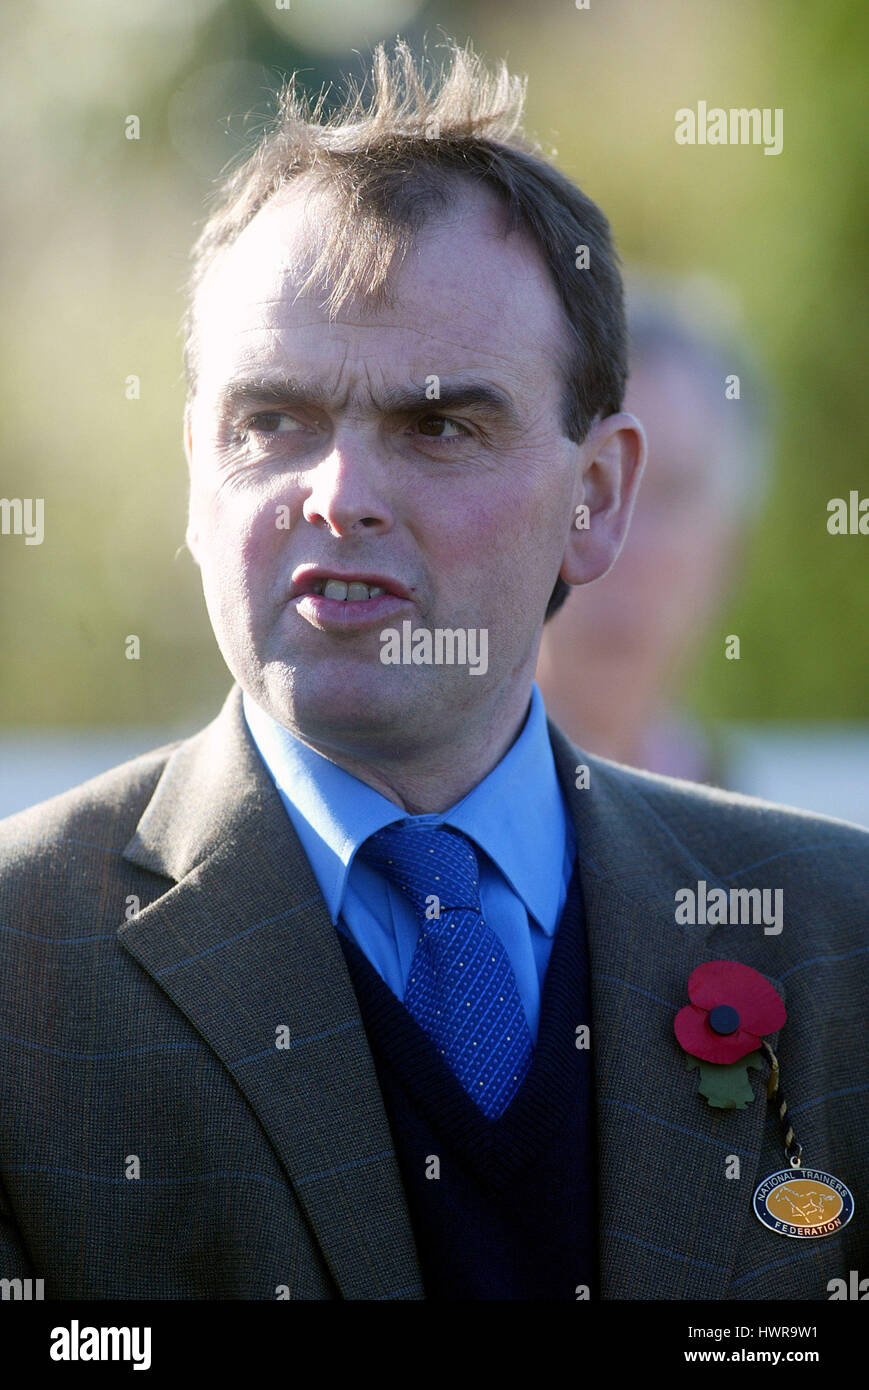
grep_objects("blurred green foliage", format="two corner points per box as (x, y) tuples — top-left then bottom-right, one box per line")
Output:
(0, 0), (866, 727)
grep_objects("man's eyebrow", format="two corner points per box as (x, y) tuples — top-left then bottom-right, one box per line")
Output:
(216, 376), (521, 426)
(380, 381), (521, 426)
(217, 377), (328, 414)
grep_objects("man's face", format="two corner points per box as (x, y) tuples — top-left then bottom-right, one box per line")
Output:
(185, 180), (589, 758)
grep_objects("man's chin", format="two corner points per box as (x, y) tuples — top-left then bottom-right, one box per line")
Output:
(257, 668), (431, 747)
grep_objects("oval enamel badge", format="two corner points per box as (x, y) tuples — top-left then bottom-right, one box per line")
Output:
(753, 1168), (855, 1239)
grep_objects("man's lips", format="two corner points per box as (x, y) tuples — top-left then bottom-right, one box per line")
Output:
(289, 567), (414, 602)
(288, 566), (416, 631)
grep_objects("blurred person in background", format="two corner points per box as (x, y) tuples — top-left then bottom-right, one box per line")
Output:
(537, 281), (770, 784)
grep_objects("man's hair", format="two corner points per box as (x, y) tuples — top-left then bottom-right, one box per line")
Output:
(184, 38), (628, 622)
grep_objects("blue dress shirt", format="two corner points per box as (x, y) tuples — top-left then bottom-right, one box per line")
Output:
(242, 684), (576, 1043)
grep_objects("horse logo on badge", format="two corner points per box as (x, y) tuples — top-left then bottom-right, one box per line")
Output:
(753, 1168), (855, 1239)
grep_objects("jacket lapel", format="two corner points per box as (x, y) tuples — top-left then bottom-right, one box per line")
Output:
(548, 723), (784, 1300)
(118, 685), (423, 1301)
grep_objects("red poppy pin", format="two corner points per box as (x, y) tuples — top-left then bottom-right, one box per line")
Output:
(674, 960), (787, 1109)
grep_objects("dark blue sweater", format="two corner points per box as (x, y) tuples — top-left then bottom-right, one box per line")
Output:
(337, 862), (596, 1300)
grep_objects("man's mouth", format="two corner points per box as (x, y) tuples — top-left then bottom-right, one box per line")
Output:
(289, 568), (415, 630)
(307, 578), (386, 601)
(290, 568), (414, 603)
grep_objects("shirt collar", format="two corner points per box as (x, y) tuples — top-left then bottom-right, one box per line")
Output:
(242, 683), (572, 933)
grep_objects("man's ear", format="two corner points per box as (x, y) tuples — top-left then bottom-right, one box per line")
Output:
(559, 411), (646, 587)
(183, 407), (201, 567)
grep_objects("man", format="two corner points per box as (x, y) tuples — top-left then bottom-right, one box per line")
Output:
(538, 282), (770, 783)
(0, 40), (865, 1301)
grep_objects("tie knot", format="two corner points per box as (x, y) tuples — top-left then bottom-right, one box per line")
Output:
(358, 822), (482, 917)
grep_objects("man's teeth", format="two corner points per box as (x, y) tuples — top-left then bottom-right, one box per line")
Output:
(316, 579), (386, 601)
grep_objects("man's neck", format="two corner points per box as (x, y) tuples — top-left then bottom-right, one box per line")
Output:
(279, 685), (535, 815)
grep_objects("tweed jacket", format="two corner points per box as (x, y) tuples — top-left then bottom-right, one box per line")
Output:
(0, 685), (866, 1299)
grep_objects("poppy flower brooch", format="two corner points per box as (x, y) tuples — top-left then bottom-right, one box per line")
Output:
(673, 958), (855, 1239)
(674, 959), (786, 1109)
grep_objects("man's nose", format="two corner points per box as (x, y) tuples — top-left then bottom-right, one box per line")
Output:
(301, 432), (394, 537)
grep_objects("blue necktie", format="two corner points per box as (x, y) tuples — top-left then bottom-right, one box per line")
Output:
(359, 822), (533, 1119)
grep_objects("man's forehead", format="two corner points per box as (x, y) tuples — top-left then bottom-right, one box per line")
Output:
(193, 178), (569, 391)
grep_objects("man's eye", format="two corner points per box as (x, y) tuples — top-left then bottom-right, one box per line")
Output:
(415, 415), (472, 439)
(245, 412), (303, 435)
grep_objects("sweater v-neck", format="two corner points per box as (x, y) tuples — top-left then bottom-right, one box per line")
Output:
(336, 861), (587, 1190)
